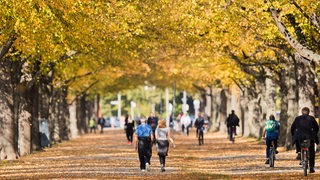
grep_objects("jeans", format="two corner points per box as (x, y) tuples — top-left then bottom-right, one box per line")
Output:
(266, 137), (277, 158)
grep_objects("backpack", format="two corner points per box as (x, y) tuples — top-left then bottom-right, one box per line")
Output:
(265, 120), (276, 132)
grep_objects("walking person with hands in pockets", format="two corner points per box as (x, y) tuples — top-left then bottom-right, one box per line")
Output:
(134, 116), (153, 172)
(155, 119), (175, 172)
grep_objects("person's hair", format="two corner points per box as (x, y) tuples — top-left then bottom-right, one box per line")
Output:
(158, 119), (166, 128)
(302, 107), (310, 115)
(231, 110), (235, 114)
(269, 114), (275, 121)
(140, 116), (146, 123)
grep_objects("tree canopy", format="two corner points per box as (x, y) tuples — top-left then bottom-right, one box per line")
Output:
(0, 0), (319, 97)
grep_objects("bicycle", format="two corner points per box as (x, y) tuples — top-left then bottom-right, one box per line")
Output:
(300, 139), (310, 176)
(198, 127), (204, 145)
(229, 126), (236, 143)
(269, 140), (276, 167)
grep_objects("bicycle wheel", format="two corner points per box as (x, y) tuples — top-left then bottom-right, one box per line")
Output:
(269, 147), (275, 167)
(302, 150), (308, 176)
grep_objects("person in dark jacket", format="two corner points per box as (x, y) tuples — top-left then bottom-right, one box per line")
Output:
(291, 107), (319, 173)
(125, 114), (135, 145)
(147, 112), (158, 144)
(226, 110), (240, 140)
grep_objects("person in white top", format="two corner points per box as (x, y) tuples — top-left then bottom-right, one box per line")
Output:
(180, 113), (191, 136)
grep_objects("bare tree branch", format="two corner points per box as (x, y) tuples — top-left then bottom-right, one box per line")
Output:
(269, 8), (320, 64)
(291, 0), (320, 31)
(0, 36), (16, 60)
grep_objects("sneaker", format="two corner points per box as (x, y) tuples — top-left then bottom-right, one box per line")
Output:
(265, 159), (269, 164)
(310, 167), (315, 173)
(296, 153), (301, 160)
(146, 163), (150, 171)
(141, 169), (146, 172)
(161, 166), (165, 172)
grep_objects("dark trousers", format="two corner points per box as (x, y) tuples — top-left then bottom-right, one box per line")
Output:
(295, 140), (301, 153)
(138, 137), (152, 170)
(228, 126), (236, 141)
(90, 126), (96, 133)
(99, 124), (104, 134)
(182, 124), (190, 135)
(265, 137), (277, 158)
(299, 139), (315, 168)
(159, 155), (166, 166)
(126, 128), (133, 142)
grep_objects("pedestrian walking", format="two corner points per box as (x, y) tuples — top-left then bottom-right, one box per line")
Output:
(97, 117), (105, 134)
(194, 112), (205, 138)
(147, 112), (158, 144)
(180, 112), (191, 136)
(155, 119), (175, 172)
(291, 107), (319, 173)
(89, 118), (96, 133)
(134, 116), (153, 172)
(125, 114), (135, 145)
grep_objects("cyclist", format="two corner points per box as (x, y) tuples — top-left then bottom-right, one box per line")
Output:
(226, 110), (240, 142)
(262, 114), (280, 164)
(291, 107), (319, 173)
(194, 112), (205, 138)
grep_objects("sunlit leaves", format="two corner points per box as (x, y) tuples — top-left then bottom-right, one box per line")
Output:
(1, 0), (318, 98)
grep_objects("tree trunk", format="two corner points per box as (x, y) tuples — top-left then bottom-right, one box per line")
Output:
(219, 89), (228, 133)
(241, 87), (261, 138)
(296, 57), (315, 113)
(211, 88), (222, 131)
(30, 83), (41, 151)
(77, 95), (88, 134)
(0, 59), (17, 160)
(57, 87), (71, 140)
(69, 96), (79, 138)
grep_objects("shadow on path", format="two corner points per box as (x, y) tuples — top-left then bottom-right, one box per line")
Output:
(0, 128), (318, 179)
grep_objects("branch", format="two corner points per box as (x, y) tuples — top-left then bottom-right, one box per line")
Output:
(269, 8), (320, 64)
(291, 0), (320, 31)
(0, 36), (16, 60)
(192, 84), (206, 92)
(69, 80), (99, 105)
(60, 50), (80, 61)
(65, 65), (105, 85)
(224, 46), (264, 79)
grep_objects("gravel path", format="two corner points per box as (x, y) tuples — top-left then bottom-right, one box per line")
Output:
(0, 128), (318, 179)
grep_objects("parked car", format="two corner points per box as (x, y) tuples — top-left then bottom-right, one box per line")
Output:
(104, 118), (111, 127)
